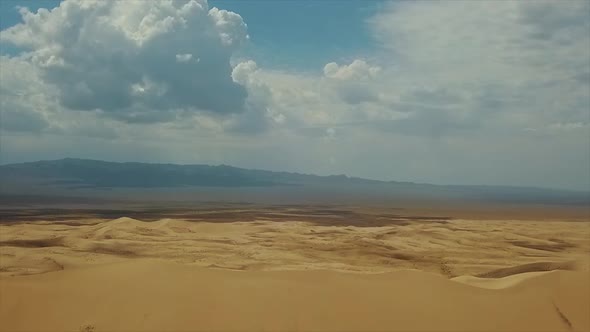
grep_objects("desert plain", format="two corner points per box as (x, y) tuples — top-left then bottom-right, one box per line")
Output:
(0, 203), (589, 332)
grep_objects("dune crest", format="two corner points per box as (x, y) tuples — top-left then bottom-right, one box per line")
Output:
(453, 270), (559, 289)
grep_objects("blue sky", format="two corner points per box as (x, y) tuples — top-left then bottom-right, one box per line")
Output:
(0, 1), (60, 28)
(0, 0), (589, 190)
(1, 0), (382, 70)
(213, 0), (382, 70)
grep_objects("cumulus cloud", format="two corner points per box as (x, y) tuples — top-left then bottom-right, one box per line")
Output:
(0, 56), (51, 133)
(223, 60), (275, 133)
(323, 60), (381, 80)
(175, 54), (195, 63)
(322, 60), (382, 105)
(0, 55), (126, 139)
(1, 0), (249, 122)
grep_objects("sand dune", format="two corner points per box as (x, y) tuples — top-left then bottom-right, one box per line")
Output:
(2, 216), (588, 276)
(1, 259), (588, 332)
(1, 214), (589, 331)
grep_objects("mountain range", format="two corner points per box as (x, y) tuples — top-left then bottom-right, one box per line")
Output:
(0, 158), (588, 206)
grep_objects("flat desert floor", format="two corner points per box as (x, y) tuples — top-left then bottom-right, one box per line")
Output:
(0, 205), (589, 331)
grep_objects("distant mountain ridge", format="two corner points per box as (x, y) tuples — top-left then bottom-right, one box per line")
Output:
(0, 158), (386, 188)
(0, 158), (588, 205)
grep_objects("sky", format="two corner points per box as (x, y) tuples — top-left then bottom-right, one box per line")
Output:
(0, 0), (589, 190)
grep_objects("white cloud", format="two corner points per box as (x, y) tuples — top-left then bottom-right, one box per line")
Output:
(175, 53), (194, 63)
(0, 56), (51, 133)
(1, 0), (250, 122)
(323, 59), (380, 80)
(225, 60), (275, 133)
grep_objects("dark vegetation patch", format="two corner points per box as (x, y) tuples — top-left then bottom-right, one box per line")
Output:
(0, 205), (451, 227)
(86, 244), (140, 257)
(390, 252), (416, 261)
(0, 237), (64, 248)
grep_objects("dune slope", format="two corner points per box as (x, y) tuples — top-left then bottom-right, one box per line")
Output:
(1, 259), (589, 332)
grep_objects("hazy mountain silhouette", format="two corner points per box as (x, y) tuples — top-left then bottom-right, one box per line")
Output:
(0, 158), (382, 188)
(0, 158), (587, 205)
